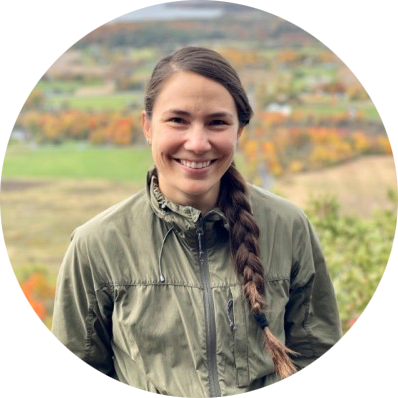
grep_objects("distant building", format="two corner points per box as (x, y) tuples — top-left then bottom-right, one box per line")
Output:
(265, 103), (292, 116)
(10, 128), (29, 142)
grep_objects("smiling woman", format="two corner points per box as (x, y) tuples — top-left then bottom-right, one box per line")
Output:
(142, 71), (242, 213)
(51, 47), (342, 397)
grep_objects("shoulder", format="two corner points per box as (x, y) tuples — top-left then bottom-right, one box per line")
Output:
(248, 183), (308, 225)
(247, 183), (314, 248)
(71, 187), (150, 244)
(247, 184), (320, 279)
(60, 187), (154, 285)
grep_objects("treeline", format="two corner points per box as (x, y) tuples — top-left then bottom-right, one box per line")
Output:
(240, 111), (392, 179)
(77, 21), (225, 50)
(75, 9), (317, 51)
(16, 110), (144, 146)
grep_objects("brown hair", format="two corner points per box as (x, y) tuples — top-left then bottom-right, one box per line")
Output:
(144, 47), (252, 127)
(145, 47), (297, 379)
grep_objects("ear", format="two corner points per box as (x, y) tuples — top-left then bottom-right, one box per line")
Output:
(141, 110), (152, 145)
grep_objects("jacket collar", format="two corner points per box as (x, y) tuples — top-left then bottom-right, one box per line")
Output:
(146, 169), (229, 239)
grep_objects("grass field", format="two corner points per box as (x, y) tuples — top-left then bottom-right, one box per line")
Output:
(293, 102), (380, 120)
(2, 144), (153, 182)
(1, 178), (140, 274)
(36, 80), (85, 94)
(46, 92), (143, 111)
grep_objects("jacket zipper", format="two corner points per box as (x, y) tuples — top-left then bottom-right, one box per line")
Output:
(197, 219), (221, 397)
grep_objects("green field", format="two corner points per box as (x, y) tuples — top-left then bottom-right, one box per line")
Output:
(46, 92), (143, 111)
(2, 144), (154, 182)
(36, 80), (85, 94)
(293, 102), (380, 120)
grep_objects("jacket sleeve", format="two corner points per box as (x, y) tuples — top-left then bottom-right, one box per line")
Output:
(284, 215), (342, 370)
(51, 229), (115, 376)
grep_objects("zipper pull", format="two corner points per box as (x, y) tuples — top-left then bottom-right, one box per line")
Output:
(196, 217), (204, 236)
(197, 221), (204, 262)
(227, 299), (236, 332)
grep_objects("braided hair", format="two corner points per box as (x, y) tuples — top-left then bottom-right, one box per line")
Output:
(144, 46), (297, 379)
(219, 163), (297, 378)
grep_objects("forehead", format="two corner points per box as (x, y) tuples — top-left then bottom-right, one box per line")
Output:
(153, 71), (237, 115)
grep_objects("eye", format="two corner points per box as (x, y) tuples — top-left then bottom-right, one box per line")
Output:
(209, 120), (228, 126)
(168, 117), (186, 124)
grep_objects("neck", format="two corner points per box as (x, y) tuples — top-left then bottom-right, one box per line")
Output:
(158, 178), (220, 215)
(189, 193), (218, 214)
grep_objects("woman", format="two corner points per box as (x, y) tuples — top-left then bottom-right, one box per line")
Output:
(52, 47), (342, 397)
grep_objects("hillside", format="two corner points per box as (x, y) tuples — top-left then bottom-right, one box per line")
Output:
(274, 155), (397, 217)
(89, 3), (310, 50)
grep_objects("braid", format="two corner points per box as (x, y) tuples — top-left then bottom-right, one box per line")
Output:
(219, 163), (298, 379)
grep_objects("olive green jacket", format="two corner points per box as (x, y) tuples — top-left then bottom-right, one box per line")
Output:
(52, 173), (342, 397)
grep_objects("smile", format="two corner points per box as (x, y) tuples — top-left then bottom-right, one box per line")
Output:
(178, 159), (213, 169)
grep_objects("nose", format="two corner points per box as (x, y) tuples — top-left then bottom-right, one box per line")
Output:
(184, 124), (211, 153)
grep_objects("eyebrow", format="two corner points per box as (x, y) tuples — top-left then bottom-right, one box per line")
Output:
(164, 109), (234, 119)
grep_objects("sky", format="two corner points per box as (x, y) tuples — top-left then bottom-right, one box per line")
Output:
(109, 2), (224, 22)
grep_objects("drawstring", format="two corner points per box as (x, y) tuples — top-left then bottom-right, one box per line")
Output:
(158, 226), (174, 283)
(226, 299), (236, 331)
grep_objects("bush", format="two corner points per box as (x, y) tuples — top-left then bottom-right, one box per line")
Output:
(14, 265), (56, 329)
(305, 190), (397, 332)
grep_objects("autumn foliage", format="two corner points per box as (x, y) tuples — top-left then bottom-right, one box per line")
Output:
(17, 110), (143, 145)
(19, 269), (55, 326)
(240, 111), (392, 181)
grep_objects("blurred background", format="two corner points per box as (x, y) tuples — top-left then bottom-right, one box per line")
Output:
(0, 1), (396, 333)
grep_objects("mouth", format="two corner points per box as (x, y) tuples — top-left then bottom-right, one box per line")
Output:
(176, 159), (214, 169)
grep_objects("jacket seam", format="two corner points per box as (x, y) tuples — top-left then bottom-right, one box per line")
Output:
(264, 277), (290, 282)
(211, 282), (242, 288)
(96, 282), (203, 290)
(96, 282), (247, 290)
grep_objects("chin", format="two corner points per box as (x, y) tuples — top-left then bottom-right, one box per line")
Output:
(181, 184), (212, 197)
(179, 180), (216, 196)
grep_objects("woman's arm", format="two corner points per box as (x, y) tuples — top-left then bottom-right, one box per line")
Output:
(284, 216), (342, 369)
(51, 230), (115, 376)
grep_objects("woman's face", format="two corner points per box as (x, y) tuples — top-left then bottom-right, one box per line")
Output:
(142, 71), (242, 213)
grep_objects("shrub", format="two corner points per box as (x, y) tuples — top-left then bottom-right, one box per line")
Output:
(305, 190), (397, 332)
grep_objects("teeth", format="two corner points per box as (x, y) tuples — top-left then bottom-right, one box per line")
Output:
(179, 160), (211, 169)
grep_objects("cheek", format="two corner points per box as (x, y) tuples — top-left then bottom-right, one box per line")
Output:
(151, 135), (178, 161)
(219, 136), (238, 156)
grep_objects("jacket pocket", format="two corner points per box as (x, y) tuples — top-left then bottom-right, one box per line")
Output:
(228, 286), (249, 388)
